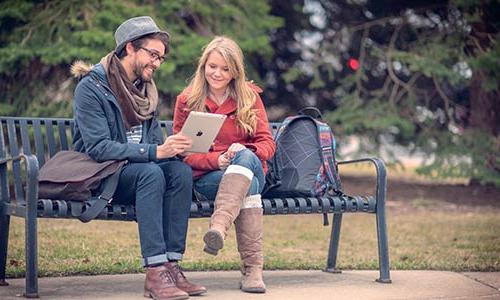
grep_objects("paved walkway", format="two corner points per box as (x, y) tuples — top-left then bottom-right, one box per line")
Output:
(1, 270), (499, 300)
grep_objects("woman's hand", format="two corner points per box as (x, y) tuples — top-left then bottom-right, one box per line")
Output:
(226, 143), (246, 158)
(156, 133), (192, 159)
(218, 143), (246, 169)
(218, 152), (231, 170)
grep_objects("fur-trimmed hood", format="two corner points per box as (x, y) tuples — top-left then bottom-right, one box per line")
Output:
(70, 60), (94, 79)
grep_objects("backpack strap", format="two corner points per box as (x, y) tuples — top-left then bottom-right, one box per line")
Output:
(315, 120), (343, 227)
(274, 116), (294, 140)
(298, 107), (323, 119)
(316, 120), (342, 192)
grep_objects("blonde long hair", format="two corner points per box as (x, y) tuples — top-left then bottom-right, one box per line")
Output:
(186, 36), (257, 135)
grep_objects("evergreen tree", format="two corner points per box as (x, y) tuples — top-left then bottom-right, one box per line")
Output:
(266, 0), (499, 186)
(0, 0), (282, 117)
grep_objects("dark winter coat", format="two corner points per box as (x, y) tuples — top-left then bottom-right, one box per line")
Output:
(72, 63), (163, 162)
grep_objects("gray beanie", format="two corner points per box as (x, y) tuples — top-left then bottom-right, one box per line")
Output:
(114, 16), (169, 54)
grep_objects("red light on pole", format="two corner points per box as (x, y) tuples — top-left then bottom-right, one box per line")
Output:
(348, 58), (360, 71)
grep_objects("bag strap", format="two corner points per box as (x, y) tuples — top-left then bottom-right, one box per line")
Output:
(78, 168), (121, 223)
(316, 120), (342, 192)
(298, 107), (323, 119)
(314, 120), (343, 227)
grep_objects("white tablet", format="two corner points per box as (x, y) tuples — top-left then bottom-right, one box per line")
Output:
(180, 111), (227, 153)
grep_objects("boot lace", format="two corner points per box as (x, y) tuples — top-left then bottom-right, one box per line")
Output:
(159, 269), (176, 284)
(169, 263), (186, 280)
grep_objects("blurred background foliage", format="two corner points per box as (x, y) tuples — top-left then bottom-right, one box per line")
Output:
(0, 0), (498, 186)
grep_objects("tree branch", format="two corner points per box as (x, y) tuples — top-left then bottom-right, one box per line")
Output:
(395, 73), (422, 104)
(389, 81), (399, 106)
(349, 16), (400, 33)
(355, 27), (370, 97)
(433, 76), (454, 123)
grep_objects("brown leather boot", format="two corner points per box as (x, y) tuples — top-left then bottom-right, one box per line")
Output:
(164, 262), (207, 296)
(144, 265), (189, 300)
(203, 165), (253, 255)
(235, 206), (266, 293)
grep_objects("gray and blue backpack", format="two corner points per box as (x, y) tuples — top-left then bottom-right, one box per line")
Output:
(263, 107), (342, 199)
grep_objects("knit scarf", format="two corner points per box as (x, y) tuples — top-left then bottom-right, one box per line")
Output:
(100, 52), (159, 129)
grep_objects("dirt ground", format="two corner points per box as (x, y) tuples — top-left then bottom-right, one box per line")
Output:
(341, 175), (500, 210)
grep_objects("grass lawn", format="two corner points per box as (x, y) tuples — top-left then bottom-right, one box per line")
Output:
(5, 203), (500, 278)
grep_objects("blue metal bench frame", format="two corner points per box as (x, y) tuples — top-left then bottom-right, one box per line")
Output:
(0, 116), (391, 298)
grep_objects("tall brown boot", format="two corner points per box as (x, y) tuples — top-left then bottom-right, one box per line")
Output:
(144, 265), (189, 300)
(203, 165), (253, 255)
(235, 202), (266, 293)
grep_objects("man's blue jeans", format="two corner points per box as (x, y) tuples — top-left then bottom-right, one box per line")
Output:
(194, 149), (265, 200)
(114, 159), (192, 266)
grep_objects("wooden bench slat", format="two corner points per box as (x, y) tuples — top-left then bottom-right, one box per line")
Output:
(6, 119), (24, 202)
(276, 198), (286, 214)
(54, 200), (68, 217)
(33, 119), (46, 167)
(285, 198), (297, 214)
(262, 199), (272, 214)
(319, 197), (331, 213)
(41, 199), (54, 217)
(296, 198), (308, 213)
(367, 196), (376, 212)
(163, 121), (174, 136)
(0, 121), (5, 158)
(57, 120), (69, 151)
(0, 121), (10, 205)
(125, 205), (135, 220)
(20, 119), (32, 156)
(69, 120), (75, 144)
(45, 120), (57, 158)
(332, 196), (342, 212)
(310, 197), (321, 213)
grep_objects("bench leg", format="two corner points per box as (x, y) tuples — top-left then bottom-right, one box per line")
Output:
(373, 157), (391, 283)
(375, 206), (391, 283)
(324, 213), (342, 273)
(0, 215), (10, 286)
(24, 203), (38, 298)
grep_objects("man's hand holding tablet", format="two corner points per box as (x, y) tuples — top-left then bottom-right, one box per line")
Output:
(157, 133), (192, 159)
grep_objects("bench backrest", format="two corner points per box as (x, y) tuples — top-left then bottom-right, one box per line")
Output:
(0, 117), (280, 168)
(0, 116), (378, 217)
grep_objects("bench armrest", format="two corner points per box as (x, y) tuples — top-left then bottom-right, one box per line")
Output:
(337, 157), (387, 211)
(0, 154), (39, 207)
(0, 154), (24, 165)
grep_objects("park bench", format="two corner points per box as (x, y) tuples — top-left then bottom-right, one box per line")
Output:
(0, 116), (391, 298)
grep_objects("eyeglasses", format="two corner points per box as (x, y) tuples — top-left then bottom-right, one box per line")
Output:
(139, 47), (166, 64)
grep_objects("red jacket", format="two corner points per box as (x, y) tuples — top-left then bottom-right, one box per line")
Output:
(173, 86), (276, 179)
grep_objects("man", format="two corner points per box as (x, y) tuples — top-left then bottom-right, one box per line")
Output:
(71, 16), (206, 300)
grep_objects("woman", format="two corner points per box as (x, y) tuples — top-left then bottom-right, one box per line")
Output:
(173, 36), (275, 293)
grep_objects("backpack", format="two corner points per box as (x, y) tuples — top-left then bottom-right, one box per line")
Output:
(263, 107), (342, 199)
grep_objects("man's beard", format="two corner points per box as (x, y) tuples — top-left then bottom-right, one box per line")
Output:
(133, 61), (153, 83)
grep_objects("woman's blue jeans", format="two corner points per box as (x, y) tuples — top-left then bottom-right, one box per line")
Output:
(113, 159), (192, 267)
(194, 149), (265, 201)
